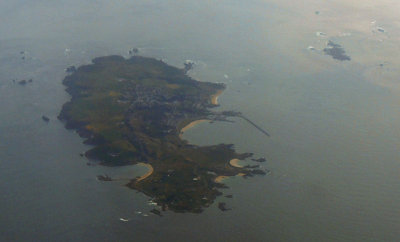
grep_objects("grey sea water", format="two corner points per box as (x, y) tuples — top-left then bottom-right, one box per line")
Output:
(1, 0), (400, 241)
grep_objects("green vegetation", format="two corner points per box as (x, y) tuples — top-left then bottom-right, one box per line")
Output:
(59, 55), (264, 213)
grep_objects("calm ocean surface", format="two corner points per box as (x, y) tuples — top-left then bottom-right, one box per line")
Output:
(1, 0), (400, 241)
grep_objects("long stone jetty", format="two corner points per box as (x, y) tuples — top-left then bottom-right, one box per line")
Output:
(237, 114), (270, 137)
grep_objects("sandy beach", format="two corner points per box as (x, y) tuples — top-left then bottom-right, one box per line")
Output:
(229, 158), (243, 168)
(211, 90), (223, 105)
(214, 175), (229, 183)
(214, 173), (246, 183)
(214, 160), (244, 183)
(179, 119), (209, 138)
(136, 163), (154, 182)
(178, 89), (223, 139)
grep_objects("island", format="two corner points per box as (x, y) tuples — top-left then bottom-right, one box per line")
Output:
(323, 40), (351, 61)
(59, 55), (266, 213)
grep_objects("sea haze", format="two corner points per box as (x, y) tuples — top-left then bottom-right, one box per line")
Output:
(1, 0), (400, 241)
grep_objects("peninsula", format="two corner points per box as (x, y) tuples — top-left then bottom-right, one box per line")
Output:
(59, 55), (265, 213)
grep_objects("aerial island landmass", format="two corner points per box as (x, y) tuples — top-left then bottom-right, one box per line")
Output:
(59, 55), (266, 213)
(323, 40), (351, 61)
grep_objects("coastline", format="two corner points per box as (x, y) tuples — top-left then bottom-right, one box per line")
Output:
(179, 119), (209, 138)
(136, 163), (154, 182)
(214, 173), (246, 183)
(211, 90), (223, 105)
(178, 88), (224, 138)
(229, 158), (243, 168)
(58, 55), (264, 213)
(214, 159), (244, 183)
(215, 176), (229, 183)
